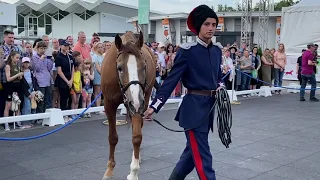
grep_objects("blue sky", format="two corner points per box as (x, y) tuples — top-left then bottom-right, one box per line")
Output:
(3, 0), (280, 13)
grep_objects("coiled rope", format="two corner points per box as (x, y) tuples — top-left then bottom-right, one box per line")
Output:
(152, 71), (233, 148)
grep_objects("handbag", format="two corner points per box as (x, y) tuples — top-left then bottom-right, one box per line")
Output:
(252, 69), (258, 78)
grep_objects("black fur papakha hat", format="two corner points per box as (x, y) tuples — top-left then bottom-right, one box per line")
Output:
(187, 5), (219, 35)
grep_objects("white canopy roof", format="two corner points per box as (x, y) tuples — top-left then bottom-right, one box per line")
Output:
(280, 0), (320, 55)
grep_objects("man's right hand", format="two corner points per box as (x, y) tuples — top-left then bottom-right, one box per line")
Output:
(143, 108), (155, 119)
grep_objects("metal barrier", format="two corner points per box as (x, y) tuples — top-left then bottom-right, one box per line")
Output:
(0, 98), (184, 127)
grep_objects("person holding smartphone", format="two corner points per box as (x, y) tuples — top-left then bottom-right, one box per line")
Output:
(31, 41), (53, 114)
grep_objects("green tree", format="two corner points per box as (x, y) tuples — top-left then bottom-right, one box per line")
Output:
(217, 4), (236, 12)
(253, 0), (300, 11)
(218, 4), (223, 12)
(237, 3), (243, 11)
(274, 0), (300, 11)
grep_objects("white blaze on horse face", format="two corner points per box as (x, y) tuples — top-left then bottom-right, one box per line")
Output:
(127, 55), (141, 112)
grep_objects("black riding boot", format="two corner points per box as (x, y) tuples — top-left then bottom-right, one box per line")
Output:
(168, 169), (185, 180)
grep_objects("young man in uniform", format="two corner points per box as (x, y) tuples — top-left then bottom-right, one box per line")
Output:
(144, 4), (223, 180)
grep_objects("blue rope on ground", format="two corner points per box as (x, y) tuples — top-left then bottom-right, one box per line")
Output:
(237, 69), (320, 91)
(0, 70), (232, 141)
(0, 92), (102, 141)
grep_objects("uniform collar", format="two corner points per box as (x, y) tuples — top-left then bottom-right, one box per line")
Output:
(196, 37), (212, 48)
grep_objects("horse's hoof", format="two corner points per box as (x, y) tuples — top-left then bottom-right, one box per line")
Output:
(127, 175), (138, 180)
(102, 176), (115, 180)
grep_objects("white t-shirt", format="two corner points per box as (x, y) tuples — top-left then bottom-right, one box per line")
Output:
(155, 52), (166, 68)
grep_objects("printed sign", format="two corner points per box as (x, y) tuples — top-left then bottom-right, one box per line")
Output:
(217, 17), (224, 32)
(162, 18), (171, 43)
(283, 54), (320, 82)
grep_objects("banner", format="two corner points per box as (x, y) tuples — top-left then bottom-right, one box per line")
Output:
(284, 54), (320, 82)
(138, 0), (150, 24)
(217, 17), (224, 32)
(283, 54), (299, 81)
(162, 18), (172, 43)
(275, 17), (281, 48)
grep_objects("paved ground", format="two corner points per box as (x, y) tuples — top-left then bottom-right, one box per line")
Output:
(1, 93), (320, 180)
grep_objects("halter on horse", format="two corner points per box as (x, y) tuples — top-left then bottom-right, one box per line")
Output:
(101, 31), (156, 180)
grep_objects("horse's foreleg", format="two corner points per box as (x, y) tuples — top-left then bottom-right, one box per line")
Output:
(127, 114), (142, 180)
(102, 104), (118, 180)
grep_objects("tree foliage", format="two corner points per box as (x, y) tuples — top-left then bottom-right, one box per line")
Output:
(253, 0), (300, 11)
(274, 0), (300, 11)
(217, 4), (236, 12)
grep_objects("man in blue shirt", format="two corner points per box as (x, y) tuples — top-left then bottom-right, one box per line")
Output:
(144, 4), (223, 180)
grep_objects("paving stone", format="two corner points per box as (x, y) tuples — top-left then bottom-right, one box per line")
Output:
(0, 94), (319, 180)
(266, 166), (318, 180)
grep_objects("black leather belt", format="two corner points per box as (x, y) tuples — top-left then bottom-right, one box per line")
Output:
(187, 89), (216, 97)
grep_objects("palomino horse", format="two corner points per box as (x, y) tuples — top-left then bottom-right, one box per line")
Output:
(101, 31), (156, 180)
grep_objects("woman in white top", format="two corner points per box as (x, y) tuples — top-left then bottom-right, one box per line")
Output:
(222, 48), (234, 90)
(92, 42), (104, 114)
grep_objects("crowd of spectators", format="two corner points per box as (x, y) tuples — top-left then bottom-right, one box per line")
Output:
(0, 29), (318, 131)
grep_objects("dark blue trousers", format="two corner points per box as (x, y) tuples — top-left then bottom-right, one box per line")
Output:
(173, 129), (216, 180)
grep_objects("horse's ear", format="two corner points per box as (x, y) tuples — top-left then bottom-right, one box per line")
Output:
(114, 34), (123, 50)
(136, 31), (144, 49)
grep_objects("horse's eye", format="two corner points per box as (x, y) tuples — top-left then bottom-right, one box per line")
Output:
(117, 66), (123, 72)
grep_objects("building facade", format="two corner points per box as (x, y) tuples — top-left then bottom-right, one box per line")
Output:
(127, 11), (282, 49)
(1, 0), (161, 43)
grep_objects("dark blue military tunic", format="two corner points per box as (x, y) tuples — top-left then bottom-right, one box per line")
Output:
(150, 37), (223, 133)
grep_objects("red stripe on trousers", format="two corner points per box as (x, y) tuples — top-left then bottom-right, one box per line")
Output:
(189, 130), (207, 180)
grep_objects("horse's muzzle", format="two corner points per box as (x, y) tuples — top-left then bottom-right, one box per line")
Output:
(125, 91), (145, 116)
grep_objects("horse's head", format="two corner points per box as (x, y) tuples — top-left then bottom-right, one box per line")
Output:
(114, 31), (147, 116)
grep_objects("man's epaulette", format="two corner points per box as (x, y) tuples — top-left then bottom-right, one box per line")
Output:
(213, 42), (223, 49)
(180, 42), (197, 50)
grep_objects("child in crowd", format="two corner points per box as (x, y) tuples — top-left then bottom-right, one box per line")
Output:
(2, 51), (24, 131)
(81, 59), (94, 118)
(21, 57), (36, 129)
(72, 51), (83, 64)
(70, 61), (81, 119)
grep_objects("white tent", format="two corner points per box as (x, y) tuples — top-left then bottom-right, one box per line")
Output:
(281, 0), (320, 55)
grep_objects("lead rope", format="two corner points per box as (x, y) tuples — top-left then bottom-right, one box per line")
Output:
(152, 87), (232, 148)
(215, 88), (232, 148)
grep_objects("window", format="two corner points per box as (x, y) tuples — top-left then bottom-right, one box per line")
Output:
(45, 25), (52, 35)
(59, 10), (70, 20)
(38, 14), (44, 27)
(45, 14), (52, 24)
(45, 14), (52, 35)
(75, 10), (96, 20)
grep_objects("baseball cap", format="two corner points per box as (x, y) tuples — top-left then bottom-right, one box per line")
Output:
(307, 43), (315, 48)
(22, 57), (30, 63)
(158, 42), (165, 48)
(60, 40), (70, 46)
